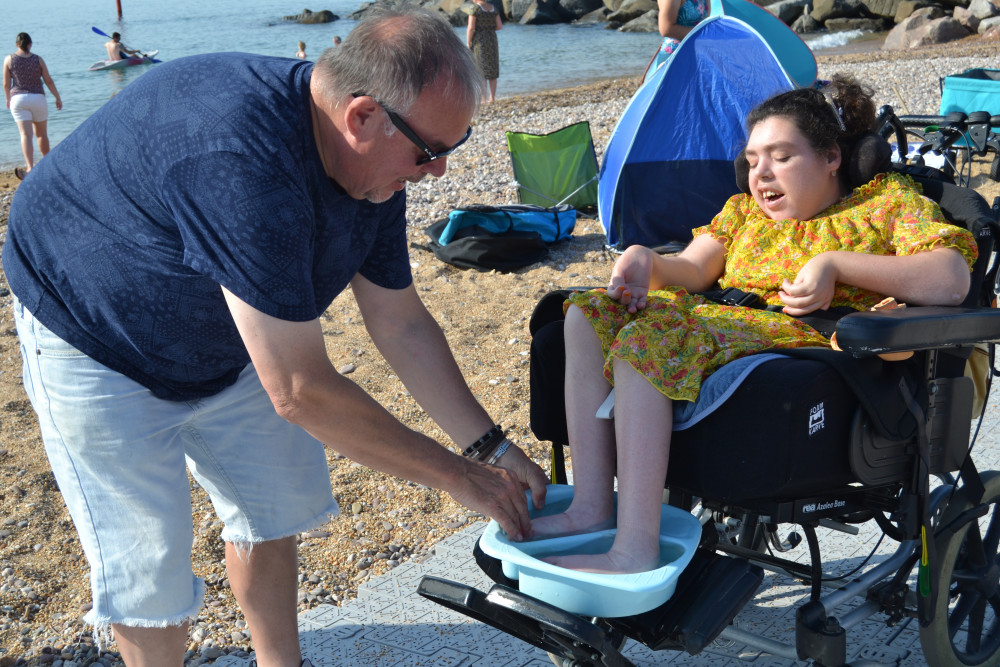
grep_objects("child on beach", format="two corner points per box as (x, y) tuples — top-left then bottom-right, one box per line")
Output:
(530, 75), (978, 574)
(296, 41), (307, 59)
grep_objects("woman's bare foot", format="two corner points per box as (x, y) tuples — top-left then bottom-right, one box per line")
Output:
(530, 509), (615, 541)
(543, 543), (661, 574)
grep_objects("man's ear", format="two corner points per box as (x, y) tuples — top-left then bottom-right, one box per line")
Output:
(343, 95), (381, 141)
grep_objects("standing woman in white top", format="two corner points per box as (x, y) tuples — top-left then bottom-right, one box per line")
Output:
(3, 32), (62, 179)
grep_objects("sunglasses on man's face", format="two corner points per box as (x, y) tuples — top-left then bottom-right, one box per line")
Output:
(353, 94), (473, 165)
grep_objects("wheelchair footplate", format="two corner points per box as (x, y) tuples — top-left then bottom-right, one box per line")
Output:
(416, 540), (764, 665)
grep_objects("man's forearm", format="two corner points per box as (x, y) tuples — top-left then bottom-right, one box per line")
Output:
(369, 307), (494, 448)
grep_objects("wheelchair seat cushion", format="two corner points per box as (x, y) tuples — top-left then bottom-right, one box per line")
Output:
(673, 353), (787, 430)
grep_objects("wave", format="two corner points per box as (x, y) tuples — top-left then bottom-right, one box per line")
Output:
(804, 29), (867, 51)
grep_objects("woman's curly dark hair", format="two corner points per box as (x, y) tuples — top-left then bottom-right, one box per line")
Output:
(745, 75), (876, 187)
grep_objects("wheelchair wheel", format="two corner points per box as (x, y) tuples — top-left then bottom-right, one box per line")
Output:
(920, 471), (1000, 667)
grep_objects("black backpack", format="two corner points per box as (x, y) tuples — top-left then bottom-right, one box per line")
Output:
(425, 204), (575, 272)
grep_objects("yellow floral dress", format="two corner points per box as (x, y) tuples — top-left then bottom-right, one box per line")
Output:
(568, 172), (978, 402)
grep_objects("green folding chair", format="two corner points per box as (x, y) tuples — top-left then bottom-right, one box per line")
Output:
(505, 121), (599, 209)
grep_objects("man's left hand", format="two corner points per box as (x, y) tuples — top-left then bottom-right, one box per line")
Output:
(495, 444), (548, 509)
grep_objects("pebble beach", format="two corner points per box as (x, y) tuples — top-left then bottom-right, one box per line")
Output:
(0, 35), (999, 666)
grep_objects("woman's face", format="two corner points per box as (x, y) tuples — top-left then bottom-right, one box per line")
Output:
(744, 116), (843, 221)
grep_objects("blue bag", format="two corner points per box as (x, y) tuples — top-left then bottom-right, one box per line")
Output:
(425, 204), (577, 272)
(437, 204), (576, 245)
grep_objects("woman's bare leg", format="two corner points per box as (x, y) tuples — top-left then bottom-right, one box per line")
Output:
(33, 120), (50, 157)
(546, 358), (673, 574)
(531, 305), (617, 538)
(17, 120), (34, 170)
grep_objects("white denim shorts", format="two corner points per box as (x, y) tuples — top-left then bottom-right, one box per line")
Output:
(13, 297), (338, 628)
(10, 93), (48, 123)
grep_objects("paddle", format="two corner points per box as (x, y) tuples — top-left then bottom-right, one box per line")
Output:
(91, 26), (161, 63)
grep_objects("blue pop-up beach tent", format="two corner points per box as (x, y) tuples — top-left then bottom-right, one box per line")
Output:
(599, 0), (817, 250)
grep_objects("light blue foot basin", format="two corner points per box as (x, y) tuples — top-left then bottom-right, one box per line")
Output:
(478, 484), (702, 618)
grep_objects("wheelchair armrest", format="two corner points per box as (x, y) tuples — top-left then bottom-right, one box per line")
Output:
(834, 306), (1000, 355)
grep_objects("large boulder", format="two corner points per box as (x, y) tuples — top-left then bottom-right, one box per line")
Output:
(558, 0), (607, 19)
(507, 0), (537, 20)
(608, 0), (658, 22)
(894, 0), (936, 22)
(981, 14), (1000, 31)
(619, 8), (659, 30)
(765, 0), (810, 23)
(859, 0), (899, 19)
(825, 15), (890, 28)
(883, 10), (971, 47)
(953, 5), (981, 31)
(283, 8), (337, 23)
(518, 0), (567, 23)
(427, 0), (479, 26)
(969, 0), (1000, 19)
(574, 6), (611, 22)
(811, 0), (865, 22)
(792, 11), (822, 30)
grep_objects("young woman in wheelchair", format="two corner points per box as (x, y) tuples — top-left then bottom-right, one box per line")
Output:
(531, 75), (980, 575)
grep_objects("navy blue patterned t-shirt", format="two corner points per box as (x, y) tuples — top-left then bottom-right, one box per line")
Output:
(3, 53), (412, 400)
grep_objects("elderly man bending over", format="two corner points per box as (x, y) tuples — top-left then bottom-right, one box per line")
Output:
(3, 4), (547, 665)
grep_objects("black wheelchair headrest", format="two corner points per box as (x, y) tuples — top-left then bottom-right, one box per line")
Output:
(734, 132), (893, 194)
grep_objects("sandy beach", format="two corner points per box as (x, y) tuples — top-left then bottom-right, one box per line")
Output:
(1, 35), (1000, 664)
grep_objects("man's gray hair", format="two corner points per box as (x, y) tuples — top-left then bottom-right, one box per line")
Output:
(314, 3), (484, 115)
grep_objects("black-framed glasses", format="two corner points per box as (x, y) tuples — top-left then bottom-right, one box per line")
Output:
(354, 94), (472, 165)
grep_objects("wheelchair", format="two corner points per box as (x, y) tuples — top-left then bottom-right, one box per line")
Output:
(417, 109), (1000, 667)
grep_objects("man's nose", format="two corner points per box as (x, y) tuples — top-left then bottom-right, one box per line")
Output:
(421, 157), (448, 179)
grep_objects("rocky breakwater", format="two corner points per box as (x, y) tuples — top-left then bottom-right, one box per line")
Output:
(351, 0), (1000, 51)
(775, 0), (1000, 48)
(282, 8), (338, 23)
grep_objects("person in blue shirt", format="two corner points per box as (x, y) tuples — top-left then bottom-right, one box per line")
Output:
(3, 4), (547, 665)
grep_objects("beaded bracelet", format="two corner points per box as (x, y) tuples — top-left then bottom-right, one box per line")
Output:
(463, 424), (505, 460)
(485, 439), (512, 465)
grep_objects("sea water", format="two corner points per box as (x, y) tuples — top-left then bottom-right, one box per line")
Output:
(0, 0), (863, 170)
(527, 532), (686, 569)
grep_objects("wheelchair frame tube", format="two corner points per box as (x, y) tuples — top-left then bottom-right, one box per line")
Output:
(717, 625), (801, 660)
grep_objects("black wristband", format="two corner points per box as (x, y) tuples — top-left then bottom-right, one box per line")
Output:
(463, 424), (504, 459)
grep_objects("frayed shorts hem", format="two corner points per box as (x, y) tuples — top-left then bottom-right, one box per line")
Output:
(83, 577), (204, 648)
(225, 503), (340, 561)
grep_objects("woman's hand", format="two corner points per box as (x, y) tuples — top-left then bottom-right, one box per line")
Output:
(494, 444), (548, 510)
(779, 253), (838, 315)
(607, 246), (655, 313)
